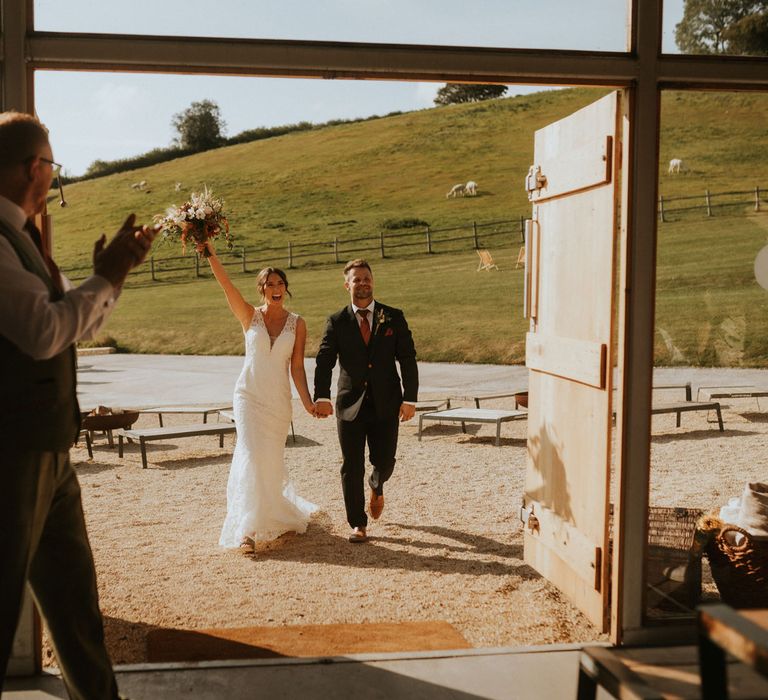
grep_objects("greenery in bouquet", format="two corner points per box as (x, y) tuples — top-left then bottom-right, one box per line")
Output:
(154, 186), (232, 257)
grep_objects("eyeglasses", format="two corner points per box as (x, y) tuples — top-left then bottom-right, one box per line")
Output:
(38, 157), (67, 208)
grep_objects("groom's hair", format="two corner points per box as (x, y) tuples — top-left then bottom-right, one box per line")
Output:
(343, 258), (372, 276)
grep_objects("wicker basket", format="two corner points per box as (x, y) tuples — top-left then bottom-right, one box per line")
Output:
(646, 507), (703, 612)
(609, 506), (703, 613)
(706, 525), (768, 609)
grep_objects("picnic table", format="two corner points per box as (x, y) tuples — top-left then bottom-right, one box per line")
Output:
(418, 407), (527, 446)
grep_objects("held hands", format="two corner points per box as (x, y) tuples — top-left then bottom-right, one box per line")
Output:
(399, 403), (416, 422)
(93, 214), (158, 288)
(313, 402), (333, 419)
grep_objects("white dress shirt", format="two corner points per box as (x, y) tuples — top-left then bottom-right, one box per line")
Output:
(0, 195), (118, 360)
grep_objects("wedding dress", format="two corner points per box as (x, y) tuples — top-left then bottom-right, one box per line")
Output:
(219, 308), (317, 546)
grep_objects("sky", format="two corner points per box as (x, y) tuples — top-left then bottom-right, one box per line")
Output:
(33, 0), (686, 176)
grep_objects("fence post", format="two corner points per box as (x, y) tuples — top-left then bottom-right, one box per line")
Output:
(426, 226), (432, 254)
(150, 257), (156, 281)
(288, 242), (293, 269)
(334, 237), (339, 264)
(380, 231), (386, 258)
(472, 221), (479, 249)
(241, 246), (246, 273)
(705, 189), (712, 217)
(195, 254), (200, 278)
(756, 186), (761, 212)
(658, 195), (666, 223)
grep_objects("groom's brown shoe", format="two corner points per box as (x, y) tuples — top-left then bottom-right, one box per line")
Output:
(348, 527), (368, 543)
(369, 490), (384, 520)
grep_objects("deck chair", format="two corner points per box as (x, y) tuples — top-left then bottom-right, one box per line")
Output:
(515, 246), (526, 269)
(476, 249), (500, 271)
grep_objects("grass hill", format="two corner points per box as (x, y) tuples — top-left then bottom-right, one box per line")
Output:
(52, 87), (768, 364)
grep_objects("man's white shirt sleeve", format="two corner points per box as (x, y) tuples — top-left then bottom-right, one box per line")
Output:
(0, 234), (117, 360)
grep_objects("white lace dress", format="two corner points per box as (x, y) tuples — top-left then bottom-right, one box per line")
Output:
(219, 308), (318, 546)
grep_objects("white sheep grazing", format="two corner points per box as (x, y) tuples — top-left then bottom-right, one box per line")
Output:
(668, 158), (684, 174)
(174, 182), (182, 192)
(465, 180), (478, 196)
(446, 183), (466, 198)
(130, 182), (141, 190)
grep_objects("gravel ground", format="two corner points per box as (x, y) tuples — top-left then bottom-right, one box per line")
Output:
(44, 392), (767, 665)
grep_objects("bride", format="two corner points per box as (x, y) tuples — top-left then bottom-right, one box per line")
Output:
(203, 242), (318, 549)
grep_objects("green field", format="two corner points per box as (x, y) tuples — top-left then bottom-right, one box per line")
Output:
(54, 87), (768, 365)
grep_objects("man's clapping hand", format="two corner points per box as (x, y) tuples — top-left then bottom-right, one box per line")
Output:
(93, 214), (158, 288)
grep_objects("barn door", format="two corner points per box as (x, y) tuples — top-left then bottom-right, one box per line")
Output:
(522, 91), (620, 632)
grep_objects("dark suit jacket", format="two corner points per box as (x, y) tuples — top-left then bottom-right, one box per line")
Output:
(314, 302), (418, 421)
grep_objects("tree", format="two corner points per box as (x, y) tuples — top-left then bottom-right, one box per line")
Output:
(723, 10), (768, 54)
(675, 0), (768, 54)
(171, 99), (226, 151)
(433, 83), (508, 106)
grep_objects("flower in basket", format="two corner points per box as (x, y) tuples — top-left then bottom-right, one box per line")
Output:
(153, 185), (232, 258)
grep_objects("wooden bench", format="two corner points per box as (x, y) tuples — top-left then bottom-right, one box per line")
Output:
(577, 642), (768, 699)
(218, 409), (296, 444)
(698, 604), (768, 700)
(696, 385), (768, 411)
(473, 390), (528, 409)
(418, 408), (527, 446)
(653, 382), (692, 402)
(138, 404), (233, 427)
(652, 400), (723, 431)
(117, 424), (236, 469)
(414, 398), (451, 412)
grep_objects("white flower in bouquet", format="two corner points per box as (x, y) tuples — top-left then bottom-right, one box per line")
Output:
(153, 185), (232, 257)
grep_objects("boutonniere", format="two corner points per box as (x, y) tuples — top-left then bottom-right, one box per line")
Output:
(374, 308), (392, 335)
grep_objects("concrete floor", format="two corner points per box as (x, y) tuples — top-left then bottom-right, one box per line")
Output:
(4, 645), (594, 699)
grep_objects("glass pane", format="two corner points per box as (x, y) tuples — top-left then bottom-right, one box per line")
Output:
(34, 0), (629, 52)
(663, 0), (768, 57)
(647, 89), (768, 623)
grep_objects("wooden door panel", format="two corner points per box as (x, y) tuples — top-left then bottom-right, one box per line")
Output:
(524, 91), (620, 632)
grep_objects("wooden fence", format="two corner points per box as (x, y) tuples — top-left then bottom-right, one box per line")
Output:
(658, 185), (764, 222)
(62, 217), (527, 283)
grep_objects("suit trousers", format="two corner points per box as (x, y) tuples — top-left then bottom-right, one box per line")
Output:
(0, 449), (118, 700)
(337, 395), (399, 528)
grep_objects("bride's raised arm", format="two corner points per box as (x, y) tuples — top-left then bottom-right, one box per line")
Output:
(203, 242), (254, 331)
(290, 317), (315, 416)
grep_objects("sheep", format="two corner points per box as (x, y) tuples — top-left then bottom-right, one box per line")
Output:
(668, 158), (684, 174)
(174, 182), (182, 192)
(465, 180), (478, 196)
(131, 180), (148, 190)
(446, 183), (466, 198)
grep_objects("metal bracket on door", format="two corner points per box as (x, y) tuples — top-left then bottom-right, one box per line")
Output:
(523, 218), (539, 320)
(525, 164), (547, 201)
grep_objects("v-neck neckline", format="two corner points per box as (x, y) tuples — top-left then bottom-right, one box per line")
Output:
(258, 307), (290, 349)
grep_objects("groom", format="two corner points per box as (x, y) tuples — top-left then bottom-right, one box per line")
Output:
(314, 259), (418, 543)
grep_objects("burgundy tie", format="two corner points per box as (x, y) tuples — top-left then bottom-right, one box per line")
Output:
(357, 309), (371, 345)
(24, 219), (63, 295)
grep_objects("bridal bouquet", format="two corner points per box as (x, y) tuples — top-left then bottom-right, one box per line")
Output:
(154, 186), (232, 257)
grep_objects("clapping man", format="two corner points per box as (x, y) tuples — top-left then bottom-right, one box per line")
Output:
(0, 111), (157, 699)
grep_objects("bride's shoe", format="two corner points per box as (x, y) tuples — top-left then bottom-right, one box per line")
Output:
(239, 536), (255, 551)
